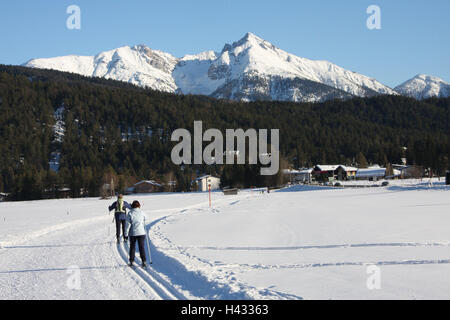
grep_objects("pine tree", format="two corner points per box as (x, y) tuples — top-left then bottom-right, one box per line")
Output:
(0, 65), (448, 199)
(356, 152), (369, 168)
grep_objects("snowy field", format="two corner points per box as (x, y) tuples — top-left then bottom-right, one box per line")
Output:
(0, 179), (449, 300)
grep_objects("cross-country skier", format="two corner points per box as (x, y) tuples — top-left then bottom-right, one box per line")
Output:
(124, 200), (149, 268)
(108, 194), (132, 243)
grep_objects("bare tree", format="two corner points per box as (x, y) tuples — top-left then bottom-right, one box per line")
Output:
(100, 168), (118, 199)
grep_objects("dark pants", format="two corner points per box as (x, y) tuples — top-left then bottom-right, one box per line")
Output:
(129, 235), (147, 263)
(115, 216), (126, 240)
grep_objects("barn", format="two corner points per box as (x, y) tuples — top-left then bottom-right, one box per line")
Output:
(132, 180), (163, 194)
(195, 175), (221, 192)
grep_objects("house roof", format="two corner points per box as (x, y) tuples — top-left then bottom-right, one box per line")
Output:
(283, 169), (301, 174)
(356, 168), (386, 177)
(195, 175), (220, 181)
(314, 165), (340, 172)
(314, 165), (359, 172)
(283, 168), (314, 174)
(392, 164), (409, 170)
(134, 180), (162, 187)
(338, 165), (358, 172)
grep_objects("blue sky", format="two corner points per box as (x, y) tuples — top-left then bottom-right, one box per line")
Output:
(0, 0), (448, 87)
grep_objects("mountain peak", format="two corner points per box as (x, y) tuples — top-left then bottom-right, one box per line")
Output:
(24, 33), (415, 102)
(395, 74), (449, 99)
(413, 74), (445, 83)
(243, 32), (262, 41)
(236, 32), (270, 47)
(133, 44), (150, 51)
(401, 74), (448, 86)
(221, 32), (271, 53)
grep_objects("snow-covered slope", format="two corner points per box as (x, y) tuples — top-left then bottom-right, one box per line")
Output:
(394, 74), (450, 99)
(175, 33), (396, 101)
(25, 45), (178, 92)
(24, 33), (400, 102)
(1, 180), (449, 299)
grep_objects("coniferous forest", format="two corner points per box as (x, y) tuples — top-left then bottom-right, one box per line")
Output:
(0, 65), (448, 200)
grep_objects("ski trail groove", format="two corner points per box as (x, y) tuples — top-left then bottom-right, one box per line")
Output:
(127, 232), (188, 300)
(0, 215), (109, 249)
(116, 240), (184, 300)
(109, 198), (227, 300)
(112, 193), (272, 300)
(109, 241), (162, 299)
(215, 259), (450, 271)
(178, 241), (450, 251)
(144, 194), (305, 300)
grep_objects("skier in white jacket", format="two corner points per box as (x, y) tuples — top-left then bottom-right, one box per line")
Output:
(124, 200), (149, 267)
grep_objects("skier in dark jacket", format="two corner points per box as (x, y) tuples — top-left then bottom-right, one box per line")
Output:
(108, 194), (132, 243)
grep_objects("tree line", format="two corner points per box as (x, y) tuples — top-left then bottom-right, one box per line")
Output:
(0, 65), (448, 200)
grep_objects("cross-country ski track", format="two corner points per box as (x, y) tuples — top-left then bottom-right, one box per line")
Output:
(1, 179), (449, 299)
(0, 193), (285, 300)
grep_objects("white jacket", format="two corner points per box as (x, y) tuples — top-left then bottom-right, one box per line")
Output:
(124, 208), (148, 237)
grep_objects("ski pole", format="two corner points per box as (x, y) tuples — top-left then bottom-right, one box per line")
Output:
(109, 209), (115, 223)
(144, 217), (153, 264)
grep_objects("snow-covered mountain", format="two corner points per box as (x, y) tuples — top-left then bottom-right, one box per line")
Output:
(24, 32), (402, 102)
(394, 74), (450, 99)
(25, 45), (178, 92)
(175, 33), (397, 101)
